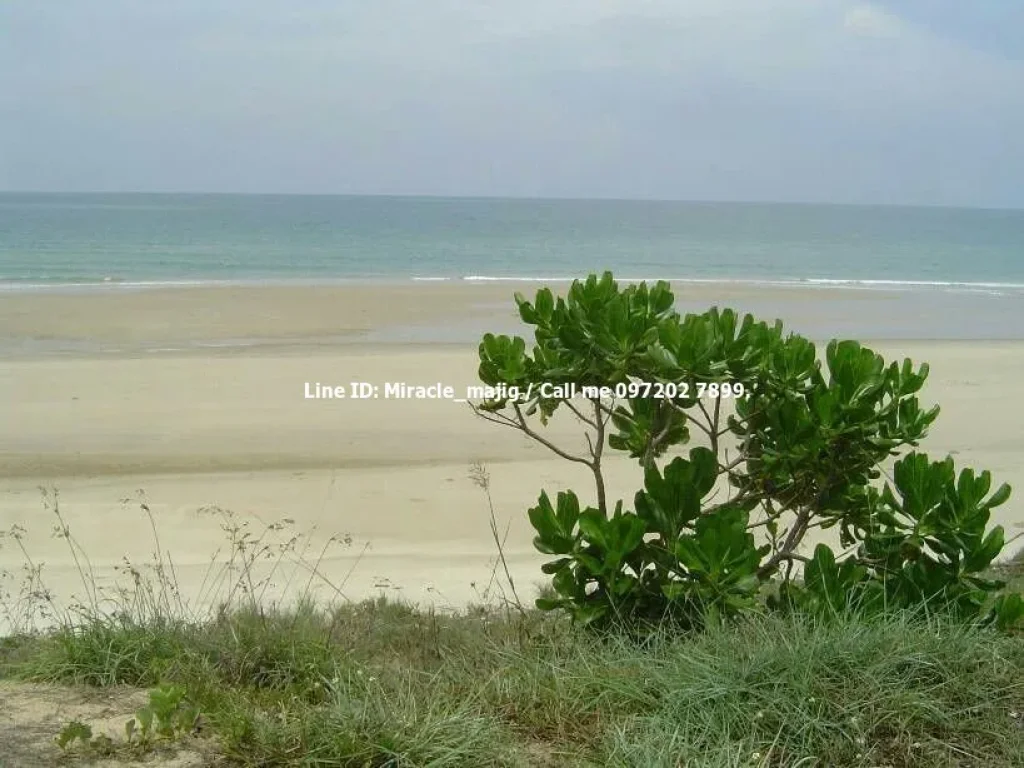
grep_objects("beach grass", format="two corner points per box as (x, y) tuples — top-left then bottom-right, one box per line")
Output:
(1, 501), (1023, 766)
(3, 598), (1023, 766)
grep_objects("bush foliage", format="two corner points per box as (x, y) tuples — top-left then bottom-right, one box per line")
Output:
(474, 272), (1023, 631)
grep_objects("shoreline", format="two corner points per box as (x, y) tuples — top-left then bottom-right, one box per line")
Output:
(4, 275), (1024, 293)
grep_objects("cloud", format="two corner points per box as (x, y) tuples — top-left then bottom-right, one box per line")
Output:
(1, 0), (1022, 206)
(843, 4), (903, 38)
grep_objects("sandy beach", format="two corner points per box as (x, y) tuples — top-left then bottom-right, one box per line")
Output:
(2, 283), (1023, 623)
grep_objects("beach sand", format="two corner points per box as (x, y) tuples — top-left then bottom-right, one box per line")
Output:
(2, 283), (1022, 623)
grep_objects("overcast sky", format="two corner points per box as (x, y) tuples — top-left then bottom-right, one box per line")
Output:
(2, 1), (1022, 207)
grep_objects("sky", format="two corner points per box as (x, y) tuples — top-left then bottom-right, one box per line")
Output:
(1, 1), (1022, 207)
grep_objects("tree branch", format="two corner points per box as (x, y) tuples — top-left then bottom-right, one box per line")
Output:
(719, 454), (746, 474)
(512, 402), (595, 466)
(642, 399), (677, 470)
(702, 490), (758, 517)
(565, 399), (599, 430)
(471, 407), (521, 430)
(666, 402), (714, 439)
(710, 394), (722, 454)
(697, 398), (715, 443)
(471, 403), (593, 467)
(591, 398), (608, 516)
(716, 401), (768, 439)
(757, 505), (813, 578)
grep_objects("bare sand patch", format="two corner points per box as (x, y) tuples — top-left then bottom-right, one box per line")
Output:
(0, 681), (213, 767)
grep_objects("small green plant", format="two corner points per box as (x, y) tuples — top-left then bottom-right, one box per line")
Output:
(54, 685), (199, 759)
(473, 272), (1021, 631)
(126, 683), (199, 746)
(54, 719), (92, 751)
(54, 719), (116, 756)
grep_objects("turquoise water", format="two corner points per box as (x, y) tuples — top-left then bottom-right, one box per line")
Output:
(2, 193), (1024, 290)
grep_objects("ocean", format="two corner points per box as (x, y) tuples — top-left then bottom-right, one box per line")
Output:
(2, 192), (1024, 291)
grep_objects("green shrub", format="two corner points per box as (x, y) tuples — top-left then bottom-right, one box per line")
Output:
(474, 272), (1021, 631)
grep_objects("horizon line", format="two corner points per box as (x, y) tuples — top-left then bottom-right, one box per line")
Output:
(1, 189), (1022, 213)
